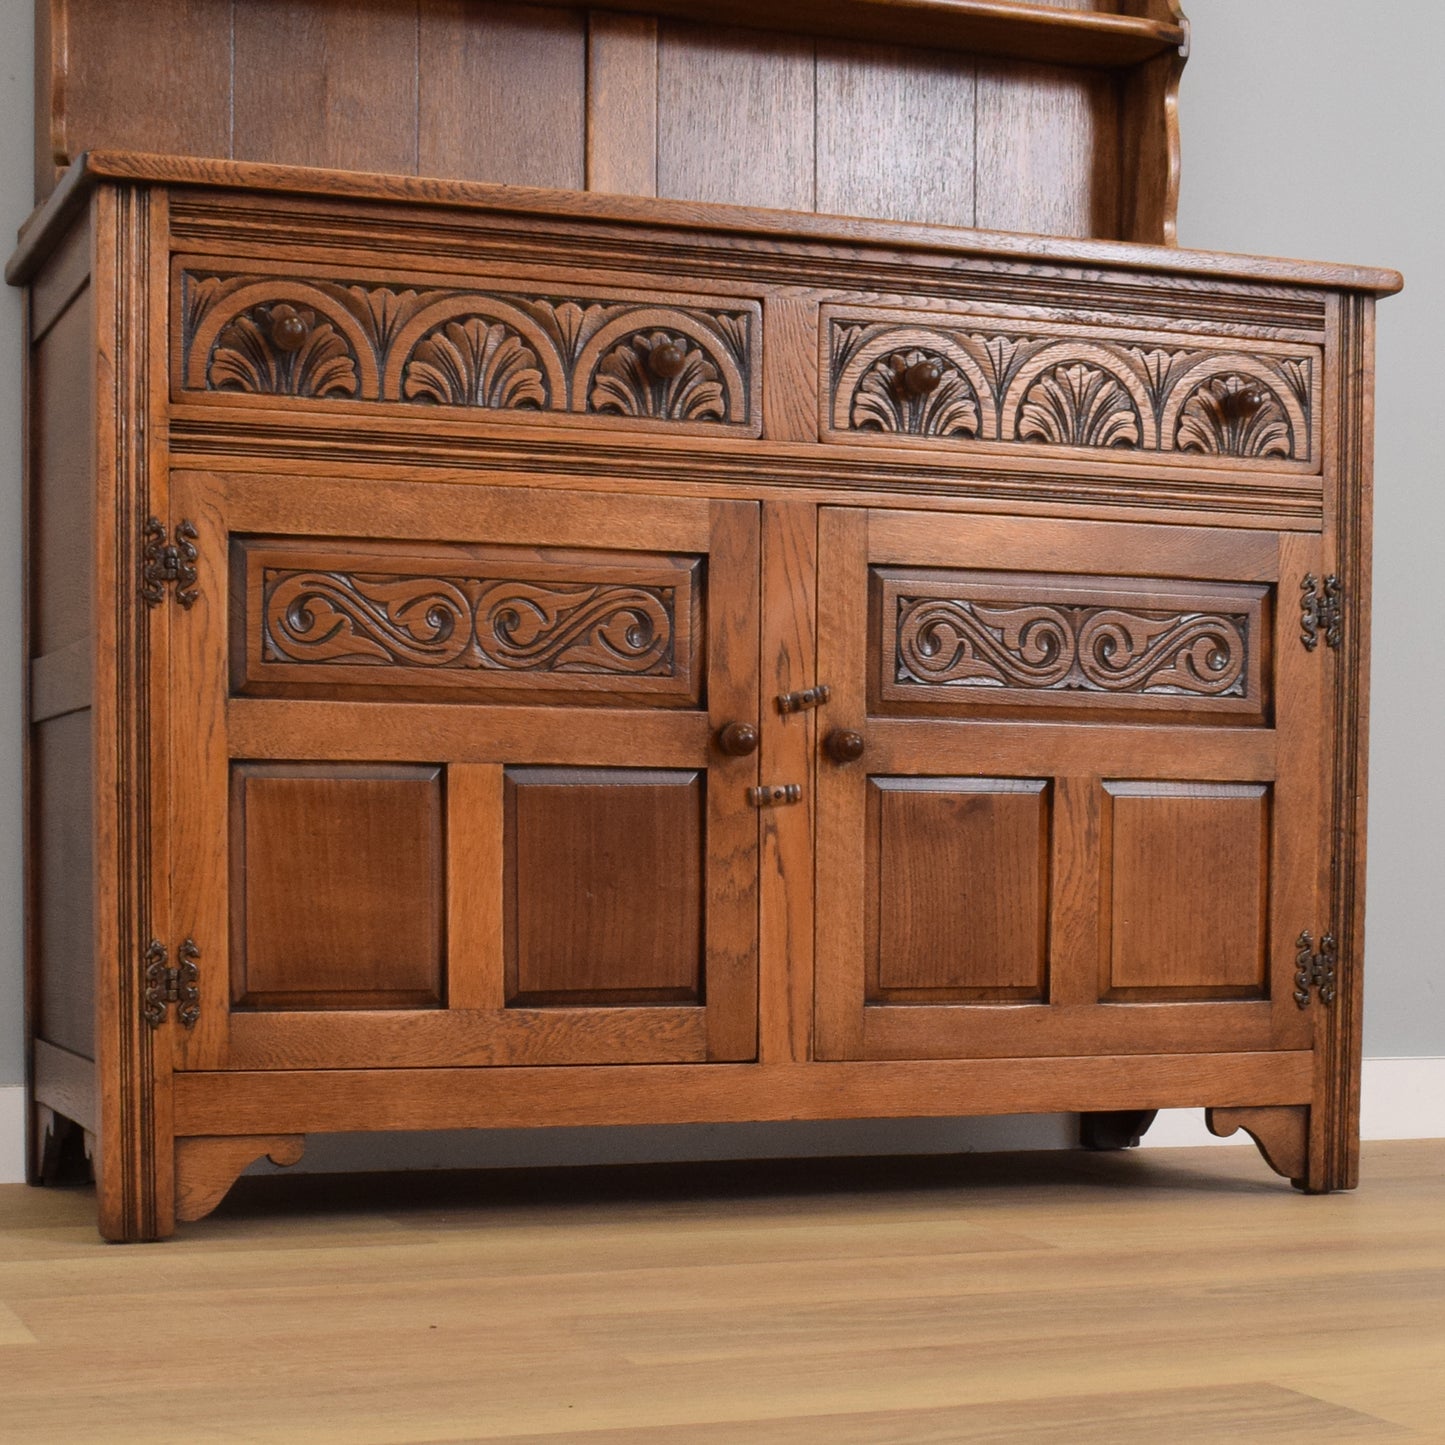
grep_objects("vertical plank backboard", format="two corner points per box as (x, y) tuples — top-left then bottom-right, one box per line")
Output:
(420, 2), (587, 188)
(234, 0), (420, 174)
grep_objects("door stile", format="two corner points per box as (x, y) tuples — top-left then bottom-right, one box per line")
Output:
(1272, 531), (1325, 1050)
(703, 499), (763, 1060)
(167, 473), (230, 1071)
(813, 507), (869, 1060)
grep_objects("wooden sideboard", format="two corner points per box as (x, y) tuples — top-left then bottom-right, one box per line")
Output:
(7, 148), (1398, 1239)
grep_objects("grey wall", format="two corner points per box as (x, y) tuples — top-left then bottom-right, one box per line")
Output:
(1177, 1), (1444, 1057)
(0, 2), (1440, 1096)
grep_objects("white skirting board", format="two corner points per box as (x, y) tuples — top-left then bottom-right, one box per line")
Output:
(2, 1057), (1443, 1185)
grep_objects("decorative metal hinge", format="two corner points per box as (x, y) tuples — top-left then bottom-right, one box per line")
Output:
(141, 518), (201, 609)
(143, 938), (201, 1028)
(748, 784), (802, 807)
(1300, 573), (1343, 650)
(777, 684), (831, 714)
(1293, 929), (1337, 1009)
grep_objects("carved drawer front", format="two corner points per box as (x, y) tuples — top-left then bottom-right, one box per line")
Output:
(875, 569), (1269, 723)
(824, 308), (1321, 471)
(174, 263), (761, 435)
(232, 539), (703, 708)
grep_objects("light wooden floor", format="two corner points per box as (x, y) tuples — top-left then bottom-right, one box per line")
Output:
(3, 1140), (1444, 1443)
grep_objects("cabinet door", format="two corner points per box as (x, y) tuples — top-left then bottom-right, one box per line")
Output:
(169, 472), (760, 1070)
(815, 507), (1322, 1061)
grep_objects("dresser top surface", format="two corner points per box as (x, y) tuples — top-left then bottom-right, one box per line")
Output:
(7, 151), (1404, 298)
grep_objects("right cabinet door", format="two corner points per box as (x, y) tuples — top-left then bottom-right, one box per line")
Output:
(814, 507), (1323, 1062)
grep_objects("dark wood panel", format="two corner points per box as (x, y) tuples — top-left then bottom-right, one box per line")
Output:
(233, 0), (420, 173)
(868, 777), (1048, 1001)
(34, 710), (94, 1059)
(31, 289), (93, 656)
(656, 21), (815, 212)
(1102, 781), (1270, 1000)
(974, 59), (1120, 239)
(420, 2), (587, 188)
(816, 40), (976, 228)
(230, 763), (445, 1009)
(505, 767), (704, 1005)
(61, 0), (232, 170)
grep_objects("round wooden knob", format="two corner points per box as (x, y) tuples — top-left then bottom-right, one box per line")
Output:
(647, 339), (687, 380)
(824, 729), (866, 764)
(269, 307), (311, 352)
(716, 721), (760, 757)
(1220, 382), (1267, 422)
(897, 357), (943, 397)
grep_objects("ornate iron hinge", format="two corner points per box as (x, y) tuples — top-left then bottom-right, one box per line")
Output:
(143, 938), (201, 1028)
(1293, 929), (1337, 1009)
(141, 518), (200, 608)
(777, 684), (831, 714)
(1300, 573), (1343, 650)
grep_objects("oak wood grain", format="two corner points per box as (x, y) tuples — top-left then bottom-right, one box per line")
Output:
(586, 11), (659, 196)
(420, 1), (587, 188)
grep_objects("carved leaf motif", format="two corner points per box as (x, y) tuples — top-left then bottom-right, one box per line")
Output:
(266, 572), (473, 666)
(1175, 374), (1293, 457)
(402, 319), (548, 409)
(1017, 362), (1141, 449)
(589, 331), (726, 422)
(478, 584), (674, 672)
(896, 596), (1246, 697)
(850, 350), (980, 438)
(262, 570), (676, 675)
(208, 304), (359, 398)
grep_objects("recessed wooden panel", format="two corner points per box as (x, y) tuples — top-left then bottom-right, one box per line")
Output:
(1102, 782), (1270, 1001)
(656, 21), (815, 211)
(34, 710), (95, 1059)
(873, 568), (1269, 722)
(231, 539), (704, 708)
(230, 764), (444, 1010)
(975, 59), (1120, 239)
(420, 2), (587, 188)
(816, 41), (976, 228)
(233, 0), (420, 174)
(31, 291), (94, 656)
(505, 768), (703, 1005)
(868, 778), (1049, 1002)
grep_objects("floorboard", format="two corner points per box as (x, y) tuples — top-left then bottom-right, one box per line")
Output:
(1, 1141), (1442, 1442)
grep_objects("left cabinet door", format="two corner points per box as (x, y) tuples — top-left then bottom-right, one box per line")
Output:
(166, 471), (761, 1070)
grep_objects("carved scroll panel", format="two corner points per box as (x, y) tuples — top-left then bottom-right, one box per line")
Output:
(826, 309), (1319, 467)
(177, 267), (759, 433)
(875, 568), (1268, 721)
(232, 538), (703, 707)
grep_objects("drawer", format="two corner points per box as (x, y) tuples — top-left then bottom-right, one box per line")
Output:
(172, 260), (762, 437)
(822, 306), (1322, 473)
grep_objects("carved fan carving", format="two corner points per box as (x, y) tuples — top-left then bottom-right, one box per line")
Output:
(588, 331), (727, 422)
(401, 319), (548, 409)
(850, 349), (980, 437)
(1175, 374), (1294, 457)
(208, 303), (359, 398)
(1017, 362), (1142, 449)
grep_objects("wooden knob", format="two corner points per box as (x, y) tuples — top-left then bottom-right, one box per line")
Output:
(716, 721), (760, 757)
(824, 729), (866, 764)
(269, 307), (311, 352)
(1220, 382), (1267, 422)
(897, 357), (943, 397)
(647, 339), (687, 380)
